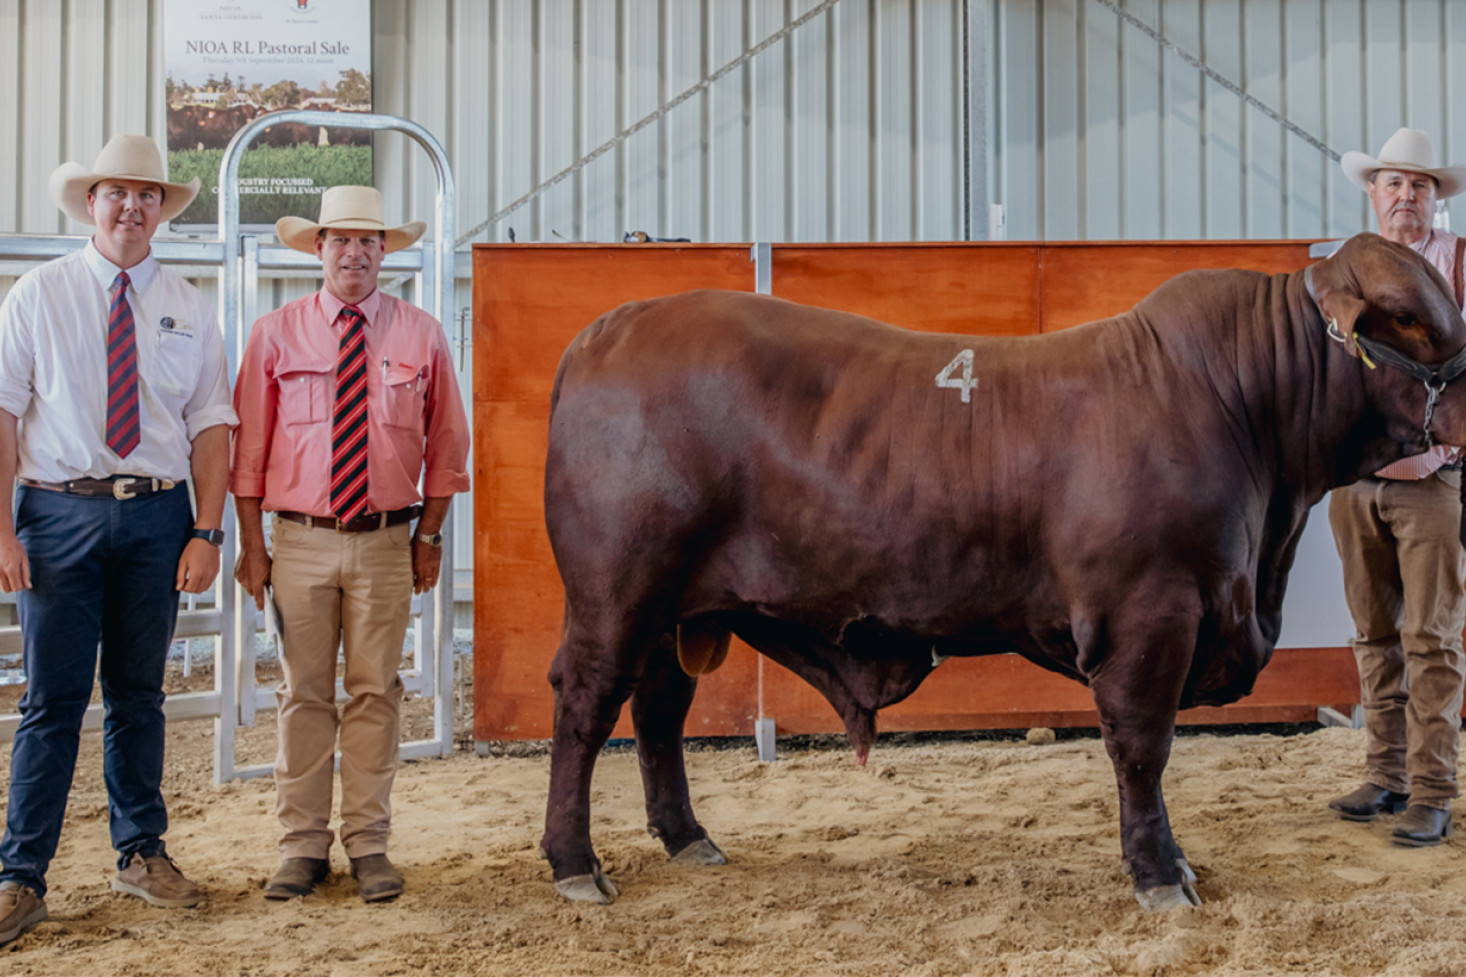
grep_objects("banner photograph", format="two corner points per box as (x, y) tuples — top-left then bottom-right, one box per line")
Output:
(163, 0), (374, 231)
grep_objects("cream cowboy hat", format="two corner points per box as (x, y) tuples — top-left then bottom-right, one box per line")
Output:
(1340, 127), (1466, 199)
(49, 134), (200, 225)
(275, 185), (426, 254)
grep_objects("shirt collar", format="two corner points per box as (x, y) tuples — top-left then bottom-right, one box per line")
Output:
(83, 239), (159, 295)
(320, 287), (383, 328)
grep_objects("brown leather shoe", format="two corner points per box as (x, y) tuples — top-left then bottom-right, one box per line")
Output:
(263, 858), (331, 900)
(349, 854), (404, 903)
(111, 853), (201, 908)
(0, 882), (47, 945)
(1328, 782), (1410, 822)
(1391, 805), (1454, 848)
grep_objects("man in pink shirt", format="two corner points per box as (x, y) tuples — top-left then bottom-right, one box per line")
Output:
(1327, 128), (1466, 847)
(231, 186), (469, 901)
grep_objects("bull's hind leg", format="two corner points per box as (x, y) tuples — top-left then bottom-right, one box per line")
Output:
(541, 622), (656, 904)
(631, 641), (727, 868)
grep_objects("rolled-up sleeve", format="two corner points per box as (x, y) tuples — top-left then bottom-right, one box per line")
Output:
(421, 329), (470, 498)
(183, 309), (239, 441)
(0, 284), (37, 419)
(230, 319), (277, 498)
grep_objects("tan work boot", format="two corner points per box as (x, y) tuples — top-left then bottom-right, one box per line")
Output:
(0, 882), (47, 944)
(349, 854), (404, 903)
(111, 853), (202, 908)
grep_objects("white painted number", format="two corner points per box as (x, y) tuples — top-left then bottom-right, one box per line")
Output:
(935, 349), (979, 403)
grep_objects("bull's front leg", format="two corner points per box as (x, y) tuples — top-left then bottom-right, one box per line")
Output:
(1088, 612), (1202, 912)
(631, 643), (727, 867)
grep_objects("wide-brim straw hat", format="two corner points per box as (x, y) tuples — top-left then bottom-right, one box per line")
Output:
(1340, 127), (1466, 199)
(49, 134), (200, 225)
(276, 185), (425, 254)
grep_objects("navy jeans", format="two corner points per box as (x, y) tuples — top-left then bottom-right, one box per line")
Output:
(0, 483), (191, 895)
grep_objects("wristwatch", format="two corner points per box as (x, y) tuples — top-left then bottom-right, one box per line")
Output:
(192, 528), (226, 546)
(414, 531), (443, 547)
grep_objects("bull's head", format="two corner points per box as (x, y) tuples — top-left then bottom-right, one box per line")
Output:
(1308, 232), (1466, 451)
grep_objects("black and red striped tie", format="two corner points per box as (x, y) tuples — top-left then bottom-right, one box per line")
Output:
(105, 271), (140, 457)
(330, 306), (370, 523)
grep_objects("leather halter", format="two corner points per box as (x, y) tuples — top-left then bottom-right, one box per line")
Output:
(1304, 263), (1466, 446)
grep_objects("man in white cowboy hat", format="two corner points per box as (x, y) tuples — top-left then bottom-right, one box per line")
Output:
(231, 185), (468, 902)
(0, 134), (237, 943)
(1327, 127), (1466, 847)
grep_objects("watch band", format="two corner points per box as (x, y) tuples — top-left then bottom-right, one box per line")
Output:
(414, 531), (443, 547)
(192, 528), (225, 546)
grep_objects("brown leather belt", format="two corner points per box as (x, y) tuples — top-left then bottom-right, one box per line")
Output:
(19, 476), (179, 500)
(275, 506), (421, 533)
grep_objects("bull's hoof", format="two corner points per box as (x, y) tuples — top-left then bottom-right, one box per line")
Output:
(1124, 858), (1200, 911)
(1134, 878), (1201, 912)
(671, 837), (727, 866)
(553, 866), (620, 904)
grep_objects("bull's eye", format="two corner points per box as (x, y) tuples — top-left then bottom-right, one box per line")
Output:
(1394, 312), (1418, 327)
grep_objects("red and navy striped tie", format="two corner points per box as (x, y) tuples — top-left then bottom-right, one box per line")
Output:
(105, 271), (140, 457)
(330, 306), (370, 523)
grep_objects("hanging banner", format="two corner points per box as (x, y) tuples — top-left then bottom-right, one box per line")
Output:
(163, 0), (374, 232)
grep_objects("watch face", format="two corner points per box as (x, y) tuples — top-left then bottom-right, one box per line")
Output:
(194, 528), (225, 545)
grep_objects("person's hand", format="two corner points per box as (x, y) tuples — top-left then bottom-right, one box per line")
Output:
(0, 532), (30, 592)
(176, 538), (221, 593)
(234, 545), (272, 610)
(412, 539), (442, 594)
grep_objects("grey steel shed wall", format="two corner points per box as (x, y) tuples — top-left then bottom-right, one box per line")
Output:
(2, 1), (1462, 247)
(993, 0), (1466, 241)
(0, 0), (974, 245)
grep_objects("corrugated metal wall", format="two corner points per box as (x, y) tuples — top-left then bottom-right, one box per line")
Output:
(3, 0), (1463, 248)
(994, 0), (1466, 241)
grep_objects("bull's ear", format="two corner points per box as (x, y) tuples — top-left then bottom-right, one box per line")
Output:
(1318, 293), (1370, 361)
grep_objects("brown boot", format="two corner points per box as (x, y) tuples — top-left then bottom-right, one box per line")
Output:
(1391, 805), (1454, 848)
(263, 858), (331, 900)
(111, 853), (202, 908)
(0, 882), (47, 944)
(349, 854), (404, 903)
(1328, 783), (1409, 822)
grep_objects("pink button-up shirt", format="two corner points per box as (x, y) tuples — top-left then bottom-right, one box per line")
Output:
(230, 288), (469, 514)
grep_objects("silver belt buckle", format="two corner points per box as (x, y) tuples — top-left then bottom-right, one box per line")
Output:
(113, 478), (142, 500)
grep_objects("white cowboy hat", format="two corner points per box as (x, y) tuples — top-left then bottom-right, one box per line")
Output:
(1340, 127), (1466, 199)
(275, 185), (426, 254)
(49, 134), (200, 225)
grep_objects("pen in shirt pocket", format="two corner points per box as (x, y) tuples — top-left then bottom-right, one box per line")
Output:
(381, 357), (388, 381)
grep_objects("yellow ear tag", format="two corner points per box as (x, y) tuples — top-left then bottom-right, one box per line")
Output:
(1353, 334), (1377, 370)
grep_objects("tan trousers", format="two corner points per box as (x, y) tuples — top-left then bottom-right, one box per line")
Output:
(1328, 472), (1466, 808)
(270, 517), (413, 859)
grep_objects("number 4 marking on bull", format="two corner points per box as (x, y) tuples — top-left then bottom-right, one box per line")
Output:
(935, 349), (979, 403)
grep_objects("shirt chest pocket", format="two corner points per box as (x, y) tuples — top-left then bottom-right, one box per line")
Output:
(277, 368), (333, 425)
(145, 331), (202, 401)
(381, 362), (426, 431)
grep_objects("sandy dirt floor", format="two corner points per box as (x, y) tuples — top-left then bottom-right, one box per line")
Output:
(4, 702), (1466, 977)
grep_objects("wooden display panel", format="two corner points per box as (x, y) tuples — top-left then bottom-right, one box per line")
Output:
(474, 240), (1348, 744)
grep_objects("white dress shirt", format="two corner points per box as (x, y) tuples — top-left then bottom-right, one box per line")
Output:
(0, 240), (238, 482)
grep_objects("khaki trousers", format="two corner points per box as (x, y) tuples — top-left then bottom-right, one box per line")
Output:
(270, 517), (413, 859)
(1328, 472), (1466, 807)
